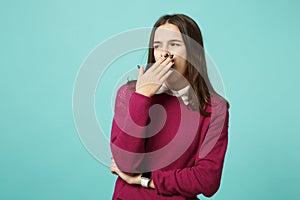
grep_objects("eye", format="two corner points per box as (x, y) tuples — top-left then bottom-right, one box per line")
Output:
(153, 44), (160, 49)
(170, 43), (180, 47)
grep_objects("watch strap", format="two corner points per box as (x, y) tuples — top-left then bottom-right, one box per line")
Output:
(141, 172), (152, 188)
(141, 177), (150, 187)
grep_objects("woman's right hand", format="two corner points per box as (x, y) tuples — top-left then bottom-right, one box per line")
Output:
(136, 55), (174, 97)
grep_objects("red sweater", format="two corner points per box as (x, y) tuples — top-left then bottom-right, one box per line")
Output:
(110, 82), (229, 200)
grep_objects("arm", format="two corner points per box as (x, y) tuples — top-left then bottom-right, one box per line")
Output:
(110, 83), (152, 173)
(111, 58), (174, 173)
(151, 100), (229, 197)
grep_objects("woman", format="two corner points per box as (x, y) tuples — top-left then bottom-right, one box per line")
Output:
(110, 14), (229, 200)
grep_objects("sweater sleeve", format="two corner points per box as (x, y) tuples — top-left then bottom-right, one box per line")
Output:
(110, 83), (152, 173)
(152, 99), (229, 198)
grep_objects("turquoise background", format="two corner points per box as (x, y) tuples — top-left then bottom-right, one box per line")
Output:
(1, 0), (299, 199)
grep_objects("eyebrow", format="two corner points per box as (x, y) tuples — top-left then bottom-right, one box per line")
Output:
(153, 39), (183, 43)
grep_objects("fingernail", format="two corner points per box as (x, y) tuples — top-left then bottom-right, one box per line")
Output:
(137, 65), (140, 69)
(171, 59), (175, 63)
(170, 54), (174, 59)
(164, 53), (169, 58)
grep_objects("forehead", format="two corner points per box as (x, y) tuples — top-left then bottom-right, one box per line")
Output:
(154, 23), (183, 41)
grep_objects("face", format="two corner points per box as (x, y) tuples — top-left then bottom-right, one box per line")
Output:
(153, 23), (187, 77)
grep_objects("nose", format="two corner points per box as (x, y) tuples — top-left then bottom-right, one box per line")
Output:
(160, 49), (171, 58)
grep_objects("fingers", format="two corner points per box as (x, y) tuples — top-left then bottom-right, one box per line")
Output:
(137, 65), (144, 79)
(110, 163), (116, 174)
(147, 54), (169, 72)
(140, 54), (174, 76)
(160, 69), (174, 82)
(156, 58), (174, 78)
(135, 54), (174, 95)
(154, 55), (174, 74)
(153, 55), (174, 80)
(110, 166), (117, 175)
(110, 159), (119, 175)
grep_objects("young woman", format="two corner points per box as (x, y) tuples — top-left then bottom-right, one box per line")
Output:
(110, 14), (229, 200)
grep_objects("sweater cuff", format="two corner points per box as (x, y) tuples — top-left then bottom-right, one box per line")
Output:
(152, 170), (165, 195)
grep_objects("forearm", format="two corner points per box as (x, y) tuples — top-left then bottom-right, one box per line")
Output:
(151, 124), (229, 197)
(111, 87), (152, 172)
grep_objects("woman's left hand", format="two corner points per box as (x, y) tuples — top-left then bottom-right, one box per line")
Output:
(110, 159), (141, 185)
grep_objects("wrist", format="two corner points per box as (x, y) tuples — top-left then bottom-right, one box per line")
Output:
(126, 173), (142, 185)
(135, 90), (152, 97)
(149, 179), (155, 189)
(140, 172), (152, 188)
(137, 174), (142, 185)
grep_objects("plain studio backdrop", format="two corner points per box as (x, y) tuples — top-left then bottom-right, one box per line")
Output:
(0, 0), (299, 199)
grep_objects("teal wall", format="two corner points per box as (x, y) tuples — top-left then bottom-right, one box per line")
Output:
(1, 0), (299, 199)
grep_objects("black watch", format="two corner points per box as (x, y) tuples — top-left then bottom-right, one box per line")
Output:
(141, 172), (152, 188)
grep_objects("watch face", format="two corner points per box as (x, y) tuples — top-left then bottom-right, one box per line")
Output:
(142, 172), (152, 179)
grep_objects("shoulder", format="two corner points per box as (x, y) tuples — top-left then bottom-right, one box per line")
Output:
(211, 93), (229, 108)
(206, 94), (229, 116)
(116, 80), (137, 99)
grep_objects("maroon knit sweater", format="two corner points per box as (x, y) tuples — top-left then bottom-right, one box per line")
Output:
(110, 82), (229, 200)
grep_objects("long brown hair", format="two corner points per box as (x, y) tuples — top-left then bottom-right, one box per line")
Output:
(145, 14), (228, 116)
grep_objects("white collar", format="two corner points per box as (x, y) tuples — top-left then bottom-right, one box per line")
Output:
(156, 83), (190, 105)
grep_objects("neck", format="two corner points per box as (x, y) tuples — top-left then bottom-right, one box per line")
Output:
(165, 79), (189, 91)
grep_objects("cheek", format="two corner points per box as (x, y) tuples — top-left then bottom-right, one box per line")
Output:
(153, 49), (161, 62)
(173, 56), (188, 75)
(174, 48), (187, 60)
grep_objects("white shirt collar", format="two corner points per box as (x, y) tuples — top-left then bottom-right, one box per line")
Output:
(156, 83), (190, 105)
